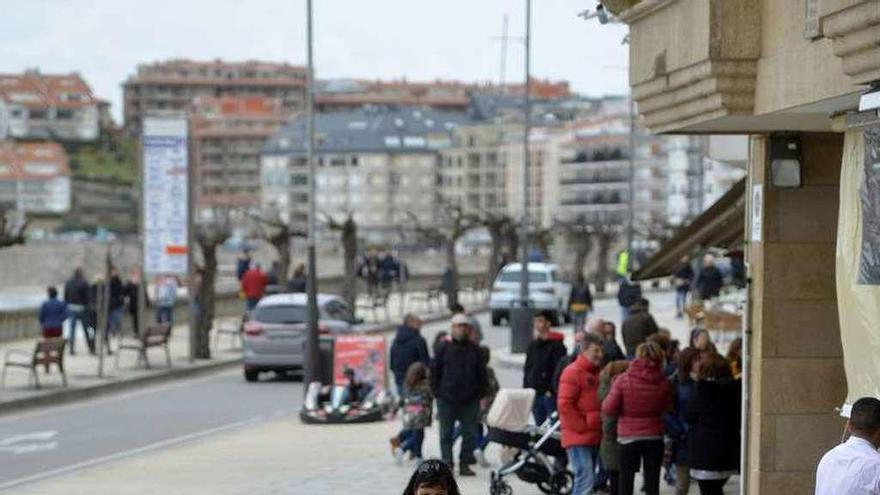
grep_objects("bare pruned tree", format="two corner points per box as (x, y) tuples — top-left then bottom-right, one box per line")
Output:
(473, 211), (515, 282)
(251, 211), (306, 286)
(324, 212), (359, 309)
(553, 216), (595, 280)
(406, 202), (477, 310)
(0, 207), (27, 249)
(193, 212), (233, 359)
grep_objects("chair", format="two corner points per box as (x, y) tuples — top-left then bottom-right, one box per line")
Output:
(115, 324), (172, 370)
(213, 317), (243, 351)
(1, 338), (67, 389)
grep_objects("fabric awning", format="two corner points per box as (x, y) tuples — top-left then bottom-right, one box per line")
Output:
(634, 177), (746, 280)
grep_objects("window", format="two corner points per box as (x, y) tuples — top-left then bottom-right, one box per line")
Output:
(253, 305), (308, 324)
(324, 300), (355, 323)
(497, 271), (550, 283)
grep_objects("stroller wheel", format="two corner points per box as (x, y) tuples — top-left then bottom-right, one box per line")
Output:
(549, 470), (574, 495)
(490, 474), (513, 495)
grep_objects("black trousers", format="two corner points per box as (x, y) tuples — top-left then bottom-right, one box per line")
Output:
(697, 478), (728, 495)
(437, 399), (480, 467)
(619, 439), (664, 495)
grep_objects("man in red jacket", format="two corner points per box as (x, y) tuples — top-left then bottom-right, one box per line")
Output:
(241, 264), (269, 311)
(557, 332), (605, 495)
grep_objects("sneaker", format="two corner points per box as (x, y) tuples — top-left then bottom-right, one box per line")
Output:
(393, 447), (404, 466)
(474, 449), (491, 468)
(459, 465), (476, 477)
(389, 437), (400, 457)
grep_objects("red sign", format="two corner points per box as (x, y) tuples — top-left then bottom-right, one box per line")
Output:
(333, 335), (387, 393)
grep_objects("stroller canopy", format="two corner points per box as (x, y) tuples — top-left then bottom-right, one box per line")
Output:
(487, 388), (536, 431)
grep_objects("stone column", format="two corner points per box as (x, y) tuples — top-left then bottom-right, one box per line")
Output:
(746, 133), (846, 493)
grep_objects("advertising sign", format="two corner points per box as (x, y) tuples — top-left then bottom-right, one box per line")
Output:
(332, 335), (387, 393)
(142, 116), (189, 276)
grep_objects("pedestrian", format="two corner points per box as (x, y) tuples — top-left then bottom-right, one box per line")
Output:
(402, 459), (462, 495)
(689, 328), (717, 353)
(395, 362), (434, 464)
(38, 286), (68, 339)
(601, 321), (626, 366)
(599, 359), (631, 495)
(63, 267), (93, 354)
(815, 397), (880, 495)
(390, 314), (429, 393)
(695, 254), (724, 301)
(524, 310), (567, 425)
(648, 332), (676, 376)
(441, 266), (455, 311)
(602, 341), (673, 495)
(553, 328), (586, 397)
(287, 263), (307, 293)
(236, 248), (252, 281)
(672, 256), (694, 318)
(124, 267), (149, 337)
(450, 303), (481, 344)
(557, 332), (605, 495)
(664, 347), (701, 495)
(104, 266), (126, 353)
(155, 274), (180, 326)
(621, 298), (660, 358)
(241, 263), (269, 311)
(379, 250), (398, 290)
(432, 331), (450, 357)
(686, 352), (741, 495)
(726, 337), (743, 379)
(474, 345), (499, 468)
(569, 273), (593, 332)
(617, 275), (642, 323)
(430, 313), (488, 476)
(358, 248), (381, 295)
(266, 261), (281, 287)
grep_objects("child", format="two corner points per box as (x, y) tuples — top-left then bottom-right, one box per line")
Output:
(396, 362), (433, 464)
(402, 459), (461, 495)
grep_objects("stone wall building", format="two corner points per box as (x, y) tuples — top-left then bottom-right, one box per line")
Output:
(602, 0), (880, 491)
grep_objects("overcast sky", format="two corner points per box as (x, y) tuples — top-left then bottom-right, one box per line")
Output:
(1, 0), (630, 122)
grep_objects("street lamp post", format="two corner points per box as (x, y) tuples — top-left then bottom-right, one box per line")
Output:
(304, 0), (321, 387)
(510, 0), (533, 354)
(626, 93), (636, 272)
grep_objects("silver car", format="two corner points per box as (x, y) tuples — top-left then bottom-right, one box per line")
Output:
(242, 293), (362, 382)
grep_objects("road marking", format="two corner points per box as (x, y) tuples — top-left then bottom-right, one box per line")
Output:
(0, 416), (262, 492)
(0, 431), (58, 455)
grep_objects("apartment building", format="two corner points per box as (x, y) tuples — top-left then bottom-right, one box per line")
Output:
(190, 95), (288, 214)
(0, 70), (100, 142)
(261, 106), (468, 243)
(123, 59), (307, 131)
(0, 141), (71, 214)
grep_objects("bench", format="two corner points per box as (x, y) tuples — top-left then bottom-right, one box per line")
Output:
(115, 324), (172, 370)
(1, 338), (67, 389)
(356, 291), (391, 323)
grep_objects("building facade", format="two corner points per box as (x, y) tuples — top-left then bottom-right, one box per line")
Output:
(0, 141), (71, 214)
(0, 70), (99, 142)
(438, 124), (512, 218)
(123, 59), (307, 131)
(190, 96), (287, 214)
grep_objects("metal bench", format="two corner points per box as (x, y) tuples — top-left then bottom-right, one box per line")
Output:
(1, 338), (67, 389)
(115, 324), (172, 370)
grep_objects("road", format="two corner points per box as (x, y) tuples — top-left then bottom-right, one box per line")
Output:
(0, 290), (684, 491)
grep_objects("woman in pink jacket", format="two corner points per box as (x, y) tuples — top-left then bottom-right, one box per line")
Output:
(602, 341), (673, 495)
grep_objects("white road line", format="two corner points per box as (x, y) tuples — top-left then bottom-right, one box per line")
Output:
(0, 415), (263, 492)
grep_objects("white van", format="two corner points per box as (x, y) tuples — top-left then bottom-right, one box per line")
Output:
(488, 263), (571, 326)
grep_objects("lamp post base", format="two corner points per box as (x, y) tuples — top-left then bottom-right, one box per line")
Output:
(509, 303), (534, 354)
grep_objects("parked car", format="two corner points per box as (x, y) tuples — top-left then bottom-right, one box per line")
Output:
(242, 293), (363, 382)
(489, 262), (572, 326)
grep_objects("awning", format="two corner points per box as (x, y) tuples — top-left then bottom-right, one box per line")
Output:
(634, 177), (746, 280)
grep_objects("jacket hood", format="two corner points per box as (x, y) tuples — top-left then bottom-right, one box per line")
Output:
(394, 325), (419, 343)
(540, 331), (565, 342)
(627, 358), (665, 384)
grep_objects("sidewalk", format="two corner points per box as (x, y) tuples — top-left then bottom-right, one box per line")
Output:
(0, 290), (485, 415)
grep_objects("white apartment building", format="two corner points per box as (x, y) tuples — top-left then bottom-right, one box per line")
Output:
(0, 70), (99, 142)
(0, 141), (71, 214)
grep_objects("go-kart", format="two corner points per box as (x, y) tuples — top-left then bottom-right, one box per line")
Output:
(299, 380), (393, 424)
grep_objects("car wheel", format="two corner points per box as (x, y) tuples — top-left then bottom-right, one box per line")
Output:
(491, 311), (502, 326)
(244, 368), (260, 382)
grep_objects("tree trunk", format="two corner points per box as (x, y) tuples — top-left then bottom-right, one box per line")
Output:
(572, 237), (591, 281)
(445, 240), (459, 310)
(272, 234), (291, 286)
(503, 224), (519, 263)
(595, 235), (613, 295)
(487, 225), (504, 282)
(195, 244), (217, 359)
(341, 218), (358, 310)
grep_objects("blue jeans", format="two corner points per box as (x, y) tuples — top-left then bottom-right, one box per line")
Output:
(572, 311), (589, 332)
(567, 446), (598, 495)
(620, 306), (629, 324)
(675, 289), (689, 315)
(157, 306), (175, 326)
(67, 307), (93, 352)
(107, 308), (123, 335)
(246, 298), (260, 311)
(401, 428), (425, 458)
(532, 393), (556, 426)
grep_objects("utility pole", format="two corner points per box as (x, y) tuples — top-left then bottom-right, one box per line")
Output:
(304, 0), (321, 387)
(510, 0), (533, 353)
(500, 15), (509, 88)
(626, 93), (636, 271)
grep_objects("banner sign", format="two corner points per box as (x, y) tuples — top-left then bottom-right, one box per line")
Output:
(333, 335), (387, 393)
(142, 116), (189, 276)
(837, 126), (880, 409)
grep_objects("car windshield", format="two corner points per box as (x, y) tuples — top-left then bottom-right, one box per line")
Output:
(497, 271), (550, 283)
(253, 305), (309, 324)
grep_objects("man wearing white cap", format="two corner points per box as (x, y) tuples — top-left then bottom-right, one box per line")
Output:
(431, 313), (489, 476)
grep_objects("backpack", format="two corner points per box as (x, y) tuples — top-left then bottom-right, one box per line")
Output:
(402, 386), (433, 430)
(157, 280), (177, 307)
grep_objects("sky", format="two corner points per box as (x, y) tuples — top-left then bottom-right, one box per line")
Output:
(0, 0), (630, 122)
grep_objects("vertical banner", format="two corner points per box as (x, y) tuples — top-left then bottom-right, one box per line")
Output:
(837, 125), (880, 410)
(142, 116), (189, 276)
(332, 335), (387, 393)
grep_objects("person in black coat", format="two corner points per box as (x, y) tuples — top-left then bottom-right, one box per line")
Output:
(617, 276), (643, 323)
(389, 314), (429, 393)
(673, 256), (694, 318)
(287, 264), (307, 293)
(695, 255), (724, 301)
(124, 268), (150, 337)
(64, 267), (94, 354)
(686, 352), (741, 495)
(431, 314), (488, 476)
(524, 310), (568, 425)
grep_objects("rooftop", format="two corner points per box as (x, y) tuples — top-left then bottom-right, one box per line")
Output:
(0, 141), (70, 180)
(0, 70), (97, 109)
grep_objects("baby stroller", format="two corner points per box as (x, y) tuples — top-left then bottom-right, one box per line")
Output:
(487, 389), (573, 495)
